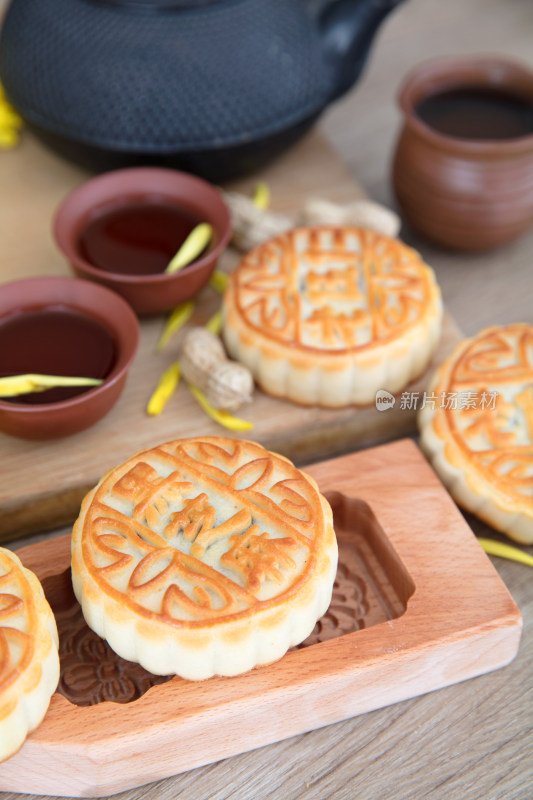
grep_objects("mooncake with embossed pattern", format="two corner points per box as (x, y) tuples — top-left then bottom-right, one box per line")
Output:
(0, 548), (59, 762)
(419, 324), (533, 544)
(71, 437), (338, 680)
(222, 226), (443, 407)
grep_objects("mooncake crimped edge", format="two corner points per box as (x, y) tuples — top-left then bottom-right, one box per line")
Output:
(418, 327), (533, 545)
(222, 228), (443, 407)
(71, 441), (338, 680)
(0, 548), (60, 763)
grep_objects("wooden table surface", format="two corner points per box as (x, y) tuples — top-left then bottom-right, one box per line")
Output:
(1, 0), (532, 799)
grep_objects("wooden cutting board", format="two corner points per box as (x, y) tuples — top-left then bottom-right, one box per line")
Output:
(0, 440), (521, 798)
(0, 130), (462, 540)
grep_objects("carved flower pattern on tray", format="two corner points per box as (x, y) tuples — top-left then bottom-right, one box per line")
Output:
(300, 550), (370, 647)
(56, 598), (170, 706)
(55, 543), (372, 706)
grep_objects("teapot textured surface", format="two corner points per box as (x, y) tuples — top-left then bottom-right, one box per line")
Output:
(0, 0), (405, 179)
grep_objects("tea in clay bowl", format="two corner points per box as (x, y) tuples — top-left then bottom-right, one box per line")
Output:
(0, 276), (139, 440)
(53, 167), (232, 314)
(392, 56), (533, 251)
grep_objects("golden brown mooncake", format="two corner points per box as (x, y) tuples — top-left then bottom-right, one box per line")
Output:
(71, 437), (338, 680)
(222, 226), (443, 407)
(0, 548), (59, 762)
(419, 323), (533, 544)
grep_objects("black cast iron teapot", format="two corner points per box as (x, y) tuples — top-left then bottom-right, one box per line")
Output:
(0, 0), (405, 181)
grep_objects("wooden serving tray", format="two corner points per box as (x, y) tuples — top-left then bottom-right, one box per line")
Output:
(0, 130), (463, 541)
(1, 440), (521, 798)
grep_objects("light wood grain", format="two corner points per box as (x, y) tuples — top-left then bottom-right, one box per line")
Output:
(0, 441), (521, 797)
(0, 309), (461, 541)
(0, 130), (462, 542)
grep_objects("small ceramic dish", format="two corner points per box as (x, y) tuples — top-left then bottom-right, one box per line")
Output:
(0, 276), (139, 440)
(53, 167), (232, 314)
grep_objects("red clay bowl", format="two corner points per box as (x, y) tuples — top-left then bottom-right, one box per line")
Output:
(392, 56), (533, 251)
(53, 167), (232, 314)
(0, 276), (139, 440)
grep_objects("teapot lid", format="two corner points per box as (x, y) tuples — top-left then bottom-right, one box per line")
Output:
(2, 0), (333, 152)
(89, 0), (223, 9)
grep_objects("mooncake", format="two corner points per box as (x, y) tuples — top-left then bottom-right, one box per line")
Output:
(0, 548), (59, 762)
(71, 437), (338, 680)
(419, 323), (533, 544)
(222, 226), (443, 407)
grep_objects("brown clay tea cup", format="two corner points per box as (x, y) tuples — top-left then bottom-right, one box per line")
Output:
(53, 167), (232, 314)
(392, 56), (533, 251)
(0, 276), (139, 440)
